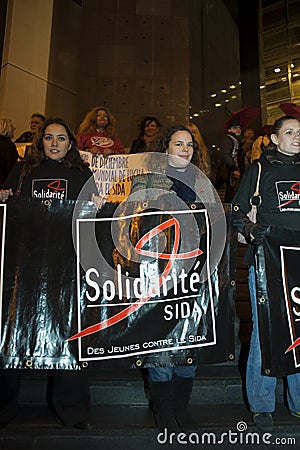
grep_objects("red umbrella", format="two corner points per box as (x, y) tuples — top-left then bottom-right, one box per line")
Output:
(279, 102), (300, 118)
(254, 124), (273, 139)
(224, 106), (260, 133)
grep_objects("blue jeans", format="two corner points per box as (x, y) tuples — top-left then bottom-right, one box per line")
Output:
(247, 265), (300, 413)
(148, 366), (197, 382)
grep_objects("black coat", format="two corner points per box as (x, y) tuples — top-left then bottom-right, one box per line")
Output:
(0, 136), (19, 187)
(2, 158), (97, 201)
(232, 149), (300, 264)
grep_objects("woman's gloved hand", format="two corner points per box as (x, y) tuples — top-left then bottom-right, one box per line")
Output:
(244, 222), (268, 245)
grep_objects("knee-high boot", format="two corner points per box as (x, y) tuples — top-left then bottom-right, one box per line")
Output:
(148, 381), (179, 432)
(173, 375), (195, 430)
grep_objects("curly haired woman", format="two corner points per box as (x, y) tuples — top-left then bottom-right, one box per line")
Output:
(76, 106), (124, 156)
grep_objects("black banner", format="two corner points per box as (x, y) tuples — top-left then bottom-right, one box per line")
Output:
(0, 199), (235, 370)
(256, 228), (300, 377)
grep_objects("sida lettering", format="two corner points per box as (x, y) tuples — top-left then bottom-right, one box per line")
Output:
(164, 300), (202, 321)
(291, 286), (300, 317)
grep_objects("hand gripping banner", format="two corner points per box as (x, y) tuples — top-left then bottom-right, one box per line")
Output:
(0, 198), (235, 370)
(255, 227), (300, 377)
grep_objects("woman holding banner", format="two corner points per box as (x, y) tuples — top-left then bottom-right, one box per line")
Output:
(130, 124), (218, 433)
(0, 117), (98, 429)
(232, 115), (300, 432)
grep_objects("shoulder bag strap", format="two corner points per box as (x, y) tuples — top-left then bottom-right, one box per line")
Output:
(250, 161), (262, 206)
(15, 164), (28, 197)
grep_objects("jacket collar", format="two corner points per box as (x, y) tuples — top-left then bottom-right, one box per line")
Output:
(263, 149), (300, 165)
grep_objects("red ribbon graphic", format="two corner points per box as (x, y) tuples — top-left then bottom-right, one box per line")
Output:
(285, 337), (300, 354)
(68, 217), (202, 341)
(47, 180), (65, 192)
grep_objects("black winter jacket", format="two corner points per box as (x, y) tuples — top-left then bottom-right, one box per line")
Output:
(232, 149), (300, 264)
(0, 136), (18, 187)
(2, 158), (97, 201)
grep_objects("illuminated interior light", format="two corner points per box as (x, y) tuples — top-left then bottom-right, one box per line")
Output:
(274, 67), (281, 73)
(215, 103), (222, 107)
(210, 93), (217, 97)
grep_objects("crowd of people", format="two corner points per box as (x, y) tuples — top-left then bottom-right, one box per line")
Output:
(0, 105), (300, 434)
(0, 106), (276, 196)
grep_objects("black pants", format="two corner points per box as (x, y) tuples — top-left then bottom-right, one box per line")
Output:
(0, 369), (91, 426)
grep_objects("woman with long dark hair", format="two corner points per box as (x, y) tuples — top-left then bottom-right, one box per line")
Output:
(130, 116), (162, 154)
(130, 124), (221, 432)
(0, 118), (97, 429)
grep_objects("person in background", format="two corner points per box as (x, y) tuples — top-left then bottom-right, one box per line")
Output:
(76, 106), (124, 156)
(232, 115), (300, 432)
(130, 116), (162, 153)
(250, 125), (272, 163)
(130, 125), (218, 433)
(0, 117), (98, 429)
(0, 119), (19, 187)
(241, 127), (255, 169)
(215, 119), (243, 203)
(186, 122), (211, 179)
(15, 113), (46, 143)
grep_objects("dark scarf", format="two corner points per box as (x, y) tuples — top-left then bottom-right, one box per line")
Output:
(274, 149), (300, 164)
(166, 164), (196, 202)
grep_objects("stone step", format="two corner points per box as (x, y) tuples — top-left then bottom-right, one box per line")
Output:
(19, 376), (247, 406)
(16, 345), (289, 409)
(18, 368), (285, 408)
(1, 345), (297, 449)
(1, 403), (300, 450)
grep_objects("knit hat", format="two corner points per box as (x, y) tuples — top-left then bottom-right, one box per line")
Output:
(227, 118), (242, 129)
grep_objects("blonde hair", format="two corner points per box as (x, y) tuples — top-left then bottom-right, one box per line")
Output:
(76, 106), (117, 138)
(186, 123), (211, 177)
(0, 118), (15, 139)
